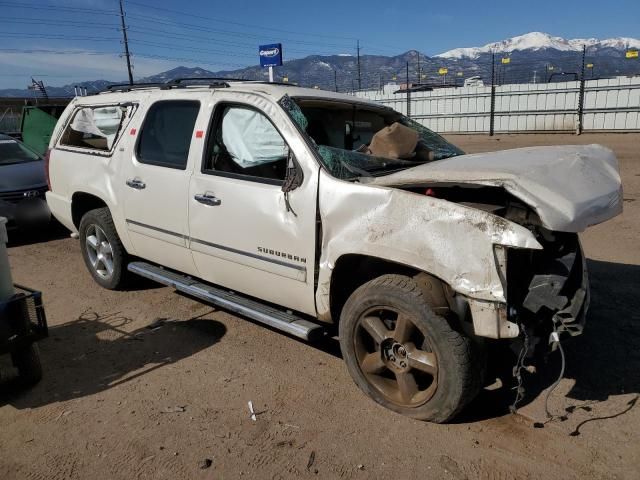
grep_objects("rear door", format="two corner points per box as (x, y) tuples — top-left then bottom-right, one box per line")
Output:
(187, 92), (319, 315)
(120, 96), (204, 275)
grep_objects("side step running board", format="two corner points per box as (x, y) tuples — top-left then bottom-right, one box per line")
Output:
(127, 262), (324, 341)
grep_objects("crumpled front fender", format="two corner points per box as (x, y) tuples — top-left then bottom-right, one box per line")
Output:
(315, 171), (542, 320)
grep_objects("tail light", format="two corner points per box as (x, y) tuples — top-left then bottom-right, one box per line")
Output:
(44, 148), (52, 191)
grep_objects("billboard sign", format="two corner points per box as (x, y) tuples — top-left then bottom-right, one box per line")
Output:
(259, 44), (283, 67)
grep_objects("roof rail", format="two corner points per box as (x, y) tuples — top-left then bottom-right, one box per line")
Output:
(100, 78), (297, 95)
(168, 76), (249, 85)
(247, 81), (296, 87)
(105, 82), (166, 92)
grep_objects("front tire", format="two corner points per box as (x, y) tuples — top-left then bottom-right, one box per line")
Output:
(339, 274), (482, 423)
(79, 207), (128, 290)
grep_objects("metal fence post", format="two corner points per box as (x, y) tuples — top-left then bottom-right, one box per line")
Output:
(406, 62), (411, 118)
(489, 52), (496, 136)
(576, 45), (586, 135)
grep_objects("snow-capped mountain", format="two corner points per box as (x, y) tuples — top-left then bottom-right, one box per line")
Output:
(1, 32), (639, 97)
(436, 32), (640, 59)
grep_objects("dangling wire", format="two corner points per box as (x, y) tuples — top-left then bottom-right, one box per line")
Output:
(510, 323), (530, 413)
(544, 332), (566, 420)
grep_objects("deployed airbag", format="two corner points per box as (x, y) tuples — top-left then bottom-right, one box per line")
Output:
(222, 107), (288, 167)
(70, 106), (124, 149)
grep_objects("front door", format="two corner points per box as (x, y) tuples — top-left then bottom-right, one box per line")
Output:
(121, 97), (202, 275)
(188, 94), (318, 315)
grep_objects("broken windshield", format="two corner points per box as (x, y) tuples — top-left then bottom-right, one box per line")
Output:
(278, 95), (464, 180)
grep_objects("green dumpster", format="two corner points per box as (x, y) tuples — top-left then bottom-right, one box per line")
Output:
(20, 106), (65, 156)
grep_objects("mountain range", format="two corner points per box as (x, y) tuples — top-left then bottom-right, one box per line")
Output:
(2, 32), (639, 97)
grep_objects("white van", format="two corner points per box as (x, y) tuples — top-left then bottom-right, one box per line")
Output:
(45, 79), (622, 422)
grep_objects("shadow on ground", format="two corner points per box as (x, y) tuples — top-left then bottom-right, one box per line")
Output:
(6, 219), (70, 248)
(455, 258), (640, 425)
(0, 309), (226, 409)
(2, 259), (637, 427)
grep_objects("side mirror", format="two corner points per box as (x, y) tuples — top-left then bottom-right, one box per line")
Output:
(282, 151), (303, 193)
(282, 151), (303, 216)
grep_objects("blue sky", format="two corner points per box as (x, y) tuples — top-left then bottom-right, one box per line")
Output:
(0, 0), (637, 88)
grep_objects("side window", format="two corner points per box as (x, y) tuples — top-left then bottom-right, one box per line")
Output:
(203, 105), (289, 182)
(60, 105), (129, 152)
(137, 100), (200, 170)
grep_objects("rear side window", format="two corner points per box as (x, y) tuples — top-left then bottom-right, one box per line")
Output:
(137, 100), (200, 170)
(60, 105), (131, 152)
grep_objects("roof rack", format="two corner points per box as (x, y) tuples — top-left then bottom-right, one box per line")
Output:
(167, 76), (249, 85)
(105, 82), (166, 92)
(100, 78), (297, 94)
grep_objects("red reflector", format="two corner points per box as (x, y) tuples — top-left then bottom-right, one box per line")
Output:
(425, 188), (436, 197)
(130, 128), (137, 135)
(195, 130), (204, 138)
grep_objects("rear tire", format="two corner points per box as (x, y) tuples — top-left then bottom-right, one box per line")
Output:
(339, 274), (482, 423)
(79, 207), (128, 290)
(11, 344), (43, 387)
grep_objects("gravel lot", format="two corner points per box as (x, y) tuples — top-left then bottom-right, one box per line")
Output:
(1, 133), (638, 479)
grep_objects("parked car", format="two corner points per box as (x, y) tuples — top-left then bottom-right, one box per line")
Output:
(45, 79), (622, 422)
(0, 134), (51, 229)
(463, 76), (484, 87)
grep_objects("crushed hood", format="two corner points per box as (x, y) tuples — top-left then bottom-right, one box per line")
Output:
(371, 144), (623, 232)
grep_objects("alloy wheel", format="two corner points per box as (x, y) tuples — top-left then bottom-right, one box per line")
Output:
(85, 224), (115, 280)
(354, 307), (438, 407)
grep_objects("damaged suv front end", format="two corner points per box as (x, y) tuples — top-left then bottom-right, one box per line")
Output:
(281, 95), (621, 347)
(371, 143), (621, 349)
(279, 93), (621, 421)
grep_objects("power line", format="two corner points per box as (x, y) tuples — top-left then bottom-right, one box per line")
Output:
(0, 1), (119, 15)
(127, 29), (344, 57)
(0, 48), (115, 55)
(3, 16), (119, 29)
(125, 13), (355, 49)
(2, 16), (344, 57)
(126, 0), (357, 41)
(0, 32), (120, 41)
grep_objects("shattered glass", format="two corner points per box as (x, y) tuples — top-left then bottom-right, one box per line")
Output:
(317, 145), (419, 180)
(278, 95), (308, 131)
(278, 93), (464, 180)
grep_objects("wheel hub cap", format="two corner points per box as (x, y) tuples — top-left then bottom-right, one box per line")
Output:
(382, 339), (409, 371)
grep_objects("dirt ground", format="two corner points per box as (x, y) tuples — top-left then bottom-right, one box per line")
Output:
(1, 133), (638, 479)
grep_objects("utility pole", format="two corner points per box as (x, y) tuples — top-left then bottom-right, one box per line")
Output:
(356, 40), (362, 91)
(119, 0), (134, 85)
(417, 53), (421, 84)
(334, 69), (338, 92)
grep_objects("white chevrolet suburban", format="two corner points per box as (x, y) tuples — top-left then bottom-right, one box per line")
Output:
(45, 79), (622, 422)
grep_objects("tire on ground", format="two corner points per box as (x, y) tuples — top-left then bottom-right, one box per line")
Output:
(79, 207), (129, 290)
(338, 274), (483, 423)
(11, 343), (43, 387)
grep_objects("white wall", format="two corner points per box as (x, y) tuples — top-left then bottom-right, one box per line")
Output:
(355, 76), (640, 133)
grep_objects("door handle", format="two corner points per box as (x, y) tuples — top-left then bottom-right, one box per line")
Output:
(126, 178), (146, 190)
(194, 193), (222, 206)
